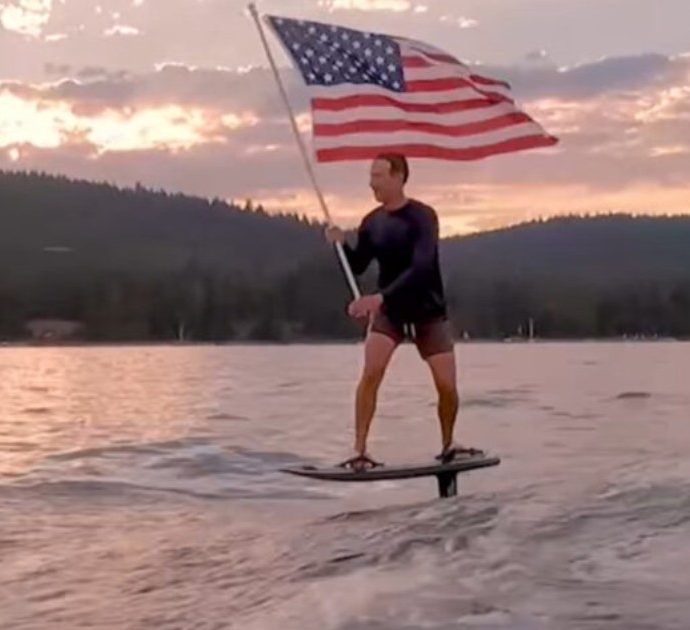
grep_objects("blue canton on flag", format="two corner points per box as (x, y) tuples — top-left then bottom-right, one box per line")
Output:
(266, 16), (405, 92)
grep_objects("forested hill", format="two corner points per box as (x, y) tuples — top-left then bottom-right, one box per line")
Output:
(442, 214), (690, 285)
(0, 170), (325, 283)
(1, 170), (689, 340)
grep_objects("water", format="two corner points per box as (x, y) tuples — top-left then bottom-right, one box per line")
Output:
(1, 342), (689, 629)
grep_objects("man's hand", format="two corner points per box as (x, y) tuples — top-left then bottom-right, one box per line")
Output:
(348, 293), (383, 318)
(324, 225), (345, 245)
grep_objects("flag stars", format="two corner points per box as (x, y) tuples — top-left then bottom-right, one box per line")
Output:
(270, 16), (403, 90)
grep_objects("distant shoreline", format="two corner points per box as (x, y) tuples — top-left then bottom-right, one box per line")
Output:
(1, 337), (687, 349)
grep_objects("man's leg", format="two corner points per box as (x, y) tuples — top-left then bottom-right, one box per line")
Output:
(353, 331), (398, 456)
(425, 350), (459, 451)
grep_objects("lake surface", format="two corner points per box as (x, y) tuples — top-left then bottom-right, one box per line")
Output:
(1, 341), (689, 629)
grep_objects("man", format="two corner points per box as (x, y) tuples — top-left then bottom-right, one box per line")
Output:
(325, 153), (482, 472)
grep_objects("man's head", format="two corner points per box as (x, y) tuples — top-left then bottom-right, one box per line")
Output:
(369, 153), (409, 205)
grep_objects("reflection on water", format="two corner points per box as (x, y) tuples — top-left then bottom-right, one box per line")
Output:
(1, 341), (689, 629)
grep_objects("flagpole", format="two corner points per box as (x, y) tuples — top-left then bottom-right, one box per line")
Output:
(247, 2), (361, 300)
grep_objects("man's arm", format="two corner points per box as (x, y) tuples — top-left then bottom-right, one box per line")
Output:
(380, 208), (438, 302)
(343, 223), (374, 275)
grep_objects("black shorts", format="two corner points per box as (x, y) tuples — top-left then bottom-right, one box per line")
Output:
(370, 312), (454, 359)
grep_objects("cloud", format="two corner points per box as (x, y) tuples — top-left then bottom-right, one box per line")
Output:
(1, 51), (688, 234)
(44, 32), (67, 41)
(317, 0), (413, 12)
(103, 23), (140, 37)
(439, 14), (478, 29)
(525, 49), (549, 63)
(0, 78), (259, 156)
(3, 63), (296, 120)
(495, 53), (687, 100)
(75, 66), (130, 81)
(0, 0), (53, 38)
(3, 0), (689, 90)
(44, 62), (72, 76)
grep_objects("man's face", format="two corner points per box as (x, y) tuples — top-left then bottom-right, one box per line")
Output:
(369, 158), (402, 203)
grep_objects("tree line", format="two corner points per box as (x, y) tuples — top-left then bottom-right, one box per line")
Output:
(1, 170), (689, 341)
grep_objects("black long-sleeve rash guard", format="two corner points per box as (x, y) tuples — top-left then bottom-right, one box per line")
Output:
(343, 199), (448, 324)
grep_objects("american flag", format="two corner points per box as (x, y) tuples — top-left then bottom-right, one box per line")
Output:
(265, 14), (558, 162)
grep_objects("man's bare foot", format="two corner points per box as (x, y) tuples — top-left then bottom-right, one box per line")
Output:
(435, 445), (485, 464)
(337, 453), (383, 472)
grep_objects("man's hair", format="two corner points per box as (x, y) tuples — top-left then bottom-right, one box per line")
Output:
(376, 152), (409, 184)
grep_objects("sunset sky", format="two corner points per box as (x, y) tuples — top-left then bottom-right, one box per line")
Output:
(1, 0), (688, 235)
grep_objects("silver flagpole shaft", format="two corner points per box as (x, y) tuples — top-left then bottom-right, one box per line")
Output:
(247, 2), (361, 300)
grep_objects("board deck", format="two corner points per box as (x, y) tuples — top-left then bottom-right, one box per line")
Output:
(282, 454), (500, 482)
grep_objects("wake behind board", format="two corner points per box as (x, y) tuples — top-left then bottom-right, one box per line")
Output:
(282, 453), (500, 498)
